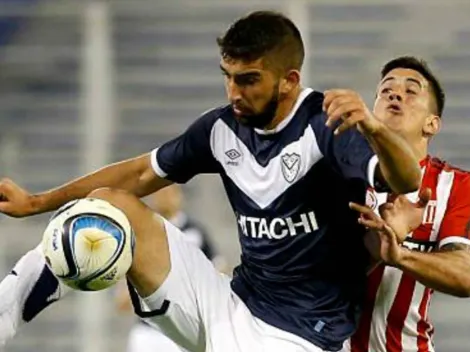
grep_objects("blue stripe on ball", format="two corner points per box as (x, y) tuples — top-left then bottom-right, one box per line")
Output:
(71, 215), (123, 244)
(60, 213), (126, 283)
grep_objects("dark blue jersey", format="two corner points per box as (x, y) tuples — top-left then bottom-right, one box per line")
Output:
(152, 89), (376, 351)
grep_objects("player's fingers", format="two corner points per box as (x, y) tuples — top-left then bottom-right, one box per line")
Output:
(349, 202), (380, 221)
(349, 202), (373, 214)
(325, 95), (354, 117)
(322, 90), (337, 112)
(358, 217), (384, 230)
(325, 89), (355, 97)
(377, 202), (394, 218)
(417, 187), (432, 208)
(326, 102), (362, 127)
(323, 89), (355, 112)
(0, 202), (12, 213)
(334, 113), (363, 135)
(380, 224), (398, 242)
(0, 180), (15, 198)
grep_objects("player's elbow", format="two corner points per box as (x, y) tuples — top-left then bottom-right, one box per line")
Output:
(450, 283), (470, 298)
(455, 276), (470, 298)
(445, 272), (470, 298)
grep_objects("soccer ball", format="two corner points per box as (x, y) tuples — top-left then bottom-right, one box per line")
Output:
(41, 198), (135, 291)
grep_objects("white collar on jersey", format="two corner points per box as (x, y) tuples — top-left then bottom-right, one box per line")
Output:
(254, 87), (314, 135)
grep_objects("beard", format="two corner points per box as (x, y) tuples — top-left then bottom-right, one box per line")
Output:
(235, 84), (280, 129)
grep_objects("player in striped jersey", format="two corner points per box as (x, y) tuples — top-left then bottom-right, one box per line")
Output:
(343, 56), (470, 352)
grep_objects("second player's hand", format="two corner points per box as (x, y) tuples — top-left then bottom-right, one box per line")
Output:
(323, 89), (382, 136)
(0, 178), (37, 218)
(350, 188), (432, 265)
(379, 188), (432, 238)
(350, 201), (407, 264)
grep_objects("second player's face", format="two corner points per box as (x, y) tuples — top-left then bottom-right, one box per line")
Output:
(373, 68), (435, 141)
(220, 57), (280, 128)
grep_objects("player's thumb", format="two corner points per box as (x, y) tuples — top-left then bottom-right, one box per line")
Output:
(417, 187), (432, 208)
(0, 179), (18, 203)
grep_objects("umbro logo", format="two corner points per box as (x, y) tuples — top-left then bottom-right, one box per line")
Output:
(225, 149), (241, 160)
(225, 149), (241, 166)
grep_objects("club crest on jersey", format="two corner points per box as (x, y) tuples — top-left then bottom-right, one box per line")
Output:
(281, 153), (301, 183)
(365, 188), (378, 210)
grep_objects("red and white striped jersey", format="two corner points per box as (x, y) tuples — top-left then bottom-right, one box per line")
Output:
(349, 155), (470, 352)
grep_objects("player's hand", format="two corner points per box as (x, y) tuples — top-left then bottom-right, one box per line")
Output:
(350, 188), (432, 265)
(323, 89), (382, 136)
(378, 188), (432, 240)
(0, 178), (37, 218)
(349, 203), (405, 265)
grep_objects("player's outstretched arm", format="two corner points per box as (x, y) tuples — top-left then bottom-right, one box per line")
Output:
(0, 153), (172, 218)
(350, 189), (430, 270)
(393, 242), (470, 297)
(390, 177), (470, 298)
(323, 89), (421, 194)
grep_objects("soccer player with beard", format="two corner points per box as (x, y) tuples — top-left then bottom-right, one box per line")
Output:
(0, 12), (420, 352)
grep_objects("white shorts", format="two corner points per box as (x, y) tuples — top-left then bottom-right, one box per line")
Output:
(127, 321), (188, 352)
(128, 219), (331, 352)
(340, 339), (350, 352)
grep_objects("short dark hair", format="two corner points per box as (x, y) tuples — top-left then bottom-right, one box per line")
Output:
(216, 11), (304, 72)
(381, 56), (445, 117)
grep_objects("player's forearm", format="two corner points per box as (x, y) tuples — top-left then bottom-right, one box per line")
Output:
(395, 249), (470, 297)
(365, 123), (421, 194)
(34, 153), (167, 214)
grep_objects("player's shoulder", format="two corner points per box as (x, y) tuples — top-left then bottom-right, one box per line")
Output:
(299, 90), (330, 128)
(427, 156), (470, 199)
(301, 89), (325, 113)
(187, 105), (232, 134)
(199, 105), (232, 123)
(427, 156), (470, 181)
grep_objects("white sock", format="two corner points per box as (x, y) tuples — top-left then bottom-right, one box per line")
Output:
(0, 244), (70, 347)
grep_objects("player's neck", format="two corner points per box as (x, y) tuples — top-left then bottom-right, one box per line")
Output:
(263, 86), (302, 131)
(412, 139), (429, 163)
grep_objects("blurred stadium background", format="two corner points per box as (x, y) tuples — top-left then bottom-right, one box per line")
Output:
(0, 0), (470, 351)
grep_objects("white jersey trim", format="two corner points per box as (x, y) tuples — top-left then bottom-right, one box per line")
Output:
(210, 120), (324, 209)
(430, 170), (455, 242)
(367, 155), (379, 188)
(150, 148), (168, 178)
(438, 236), (470, 248)
(254, 88), (314, 135)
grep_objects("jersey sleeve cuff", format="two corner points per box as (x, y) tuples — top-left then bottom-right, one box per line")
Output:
(150, 148), (168, 178)
(367, 155), (379, 188)
(438, 236), (470, 249)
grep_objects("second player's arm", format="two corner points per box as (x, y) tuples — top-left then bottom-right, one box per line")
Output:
(394, 243), (470, 297)
(33, 153), (171, 214)
(364, 122), (421, 194)
(323, 89), (421, 194)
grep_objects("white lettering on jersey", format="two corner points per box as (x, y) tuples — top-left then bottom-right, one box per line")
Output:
(237, 211), (319, 239)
